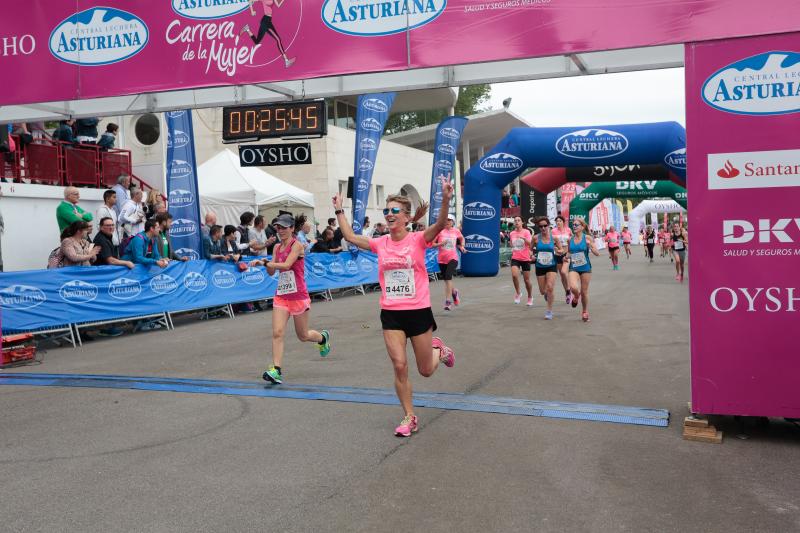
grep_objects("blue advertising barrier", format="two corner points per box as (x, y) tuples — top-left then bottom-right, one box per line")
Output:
(0, 250), (441, 332)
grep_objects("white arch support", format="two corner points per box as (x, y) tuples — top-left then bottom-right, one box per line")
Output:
(628, 199), (686, 243)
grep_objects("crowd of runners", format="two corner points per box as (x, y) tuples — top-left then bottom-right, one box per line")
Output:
(247, 180), (687, 437)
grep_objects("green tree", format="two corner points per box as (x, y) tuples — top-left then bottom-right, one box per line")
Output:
(383, 84), (492, 135)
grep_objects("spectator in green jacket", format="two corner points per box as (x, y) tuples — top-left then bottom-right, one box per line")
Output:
(56, 186), (93, 232)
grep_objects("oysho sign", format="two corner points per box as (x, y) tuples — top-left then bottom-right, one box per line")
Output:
(49, 7), (149, 66)
(702, 52), (800, 115)
(172, 0), (250, 20)
(556, 129), (629, 159)
(239, 143), (312, 167)
(322, 0), (447, 36)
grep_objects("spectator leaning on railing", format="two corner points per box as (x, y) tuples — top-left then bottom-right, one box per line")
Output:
(95, 189), (120, 246)
(220, 225), (242, 262)
(120, 188), (146, 238)
(75, 117), (99, 144)
(248, 215), (276, 258)
(98, 123), (118, 150)
(56, 186), (94, 233)
(121, 219), (168, 268)
(311, 227), (342, 253)
(48, 221), (100, 268)
(155, 212), (190, 261)
(112, 174), (131, 218)
(52, 119), (75, 143)
(203, 224), (225, 260)
(93, 217), (134, 269)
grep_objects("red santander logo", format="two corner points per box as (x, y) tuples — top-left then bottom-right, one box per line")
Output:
(717, 160), (740, 179)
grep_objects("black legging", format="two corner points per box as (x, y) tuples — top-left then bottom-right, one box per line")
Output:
(251, 15), (286, 56)
(646, 243), (655, 259)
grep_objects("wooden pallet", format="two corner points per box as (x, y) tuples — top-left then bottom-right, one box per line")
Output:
(682, 416), (723, 444)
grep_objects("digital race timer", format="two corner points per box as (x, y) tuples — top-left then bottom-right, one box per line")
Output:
(222, 100), (327, 141)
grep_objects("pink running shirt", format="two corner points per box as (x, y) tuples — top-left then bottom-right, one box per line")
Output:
(621, 230), (632, 243)
(273, 238), (308, 301)
(436, 228), (463, 264)
(370, 231), (431, 310)
(604, 231), (620, 249)
(552, 227), (572, 250)
(509, 229), (532, 261)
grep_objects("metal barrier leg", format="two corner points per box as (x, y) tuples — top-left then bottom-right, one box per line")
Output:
(74, 324), (83, 347)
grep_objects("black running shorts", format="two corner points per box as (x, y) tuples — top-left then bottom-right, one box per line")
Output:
(380, 307), (437, 338)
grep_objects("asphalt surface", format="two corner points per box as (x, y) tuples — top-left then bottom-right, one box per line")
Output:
(2, 250), (798, 532)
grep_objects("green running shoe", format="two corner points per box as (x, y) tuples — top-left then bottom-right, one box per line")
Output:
(263, 366), (282, 384)
(318, 330), (331, 357)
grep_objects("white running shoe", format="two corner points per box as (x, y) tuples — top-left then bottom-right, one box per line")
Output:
(285, 57), (296, 68)
(514, 293), (521, 305)
(239, 24), (251, 36)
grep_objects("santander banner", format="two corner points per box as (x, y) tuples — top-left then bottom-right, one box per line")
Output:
(686, 33), (800, 418)
(3, 1), (800, 106)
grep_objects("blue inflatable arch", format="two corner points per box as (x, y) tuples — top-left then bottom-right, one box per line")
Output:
(461, 122), (686, 276)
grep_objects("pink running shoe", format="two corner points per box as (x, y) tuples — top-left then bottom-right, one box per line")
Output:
(444, 300), (452, 311)
(526, 298), (533, 307)
(565, 293), (572, 305)
(432, 336), (455, 368)
(452, 289), (460, 306)
(675, 274), (680, 281)
(395, 414), (418, 437)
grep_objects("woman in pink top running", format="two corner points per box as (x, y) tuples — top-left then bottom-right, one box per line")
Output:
(332, 178), (455, 437)
(620, 227), (632, 259)
(432, 214), (466, 311)
(603, 225), (621, 270)
(508, 216), (534, 306)
(250, 213), (330, 385)
(240, 0), (295, 68)
(551, 215), (573, 304)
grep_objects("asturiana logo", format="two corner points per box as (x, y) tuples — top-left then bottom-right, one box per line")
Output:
(322, 0), (447, 36)
(360, 138), (377, 151)
(436, 160), (453, 172)
(440, 127), (460, 140)
(329, 260), (345, 275)
(358, 158), (374, 172)
(183, 272), (208, 292)
(108, 277), (143, 300)
(59, 280), (98, 303)
(463, 201), (496, 220)
(212, 270), (236, 289)
(312, 262), (327, 277)
(355, 199), (365, 212)
(664, 148), (686, 170)
(357, 178), (370, 192)
(175, 248), (200, 261)
(168, 130), (191, 149)
(49, 7), (149, 66)
(166, 111), (187, 119)
(479, 152), (524, 174)
(358, 257), (374, 273)
(346, 260), (359, 275)
(170, 218), (197, 237)
(702, 52), (800, 115)
(362, 98), (389, 112)
(242, 268), (265, 285)
(172, 0), (249, 20)
(360, 118), (382, 132)
(465, 234), (494, 253)
(437, 143), (456, 156)
(169, 159), (193, 178)
(169, 189), (195, 208)
(556, 129), (629, 159)
(0, 285), (46, 310)
(352, 220), (362, 233)
(150, 274), (178, 295)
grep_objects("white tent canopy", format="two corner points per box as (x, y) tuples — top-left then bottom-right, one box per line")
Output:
(198, 150), (314, 226)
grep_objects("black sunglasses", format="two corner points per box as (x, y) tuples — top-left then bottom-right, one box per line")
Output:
(383, 207), (403, 215)
(538, 224), (549, 228)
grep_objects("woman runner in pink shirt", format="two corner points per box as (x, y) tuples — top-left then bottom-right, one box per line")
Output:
(620, 227), (632, 259)
(508, 216), (534, 306)
(250, 213), (331, 384)
(551, 215), (573, 304)
(603, 225), (621, 270)
(332, 178), (455, 437)
(432, 214), (466, 311)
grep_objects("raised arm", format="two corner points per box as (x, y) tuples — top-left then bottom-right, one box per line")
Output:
(332, 194), (372, 251)
(423, 177), (453, 243)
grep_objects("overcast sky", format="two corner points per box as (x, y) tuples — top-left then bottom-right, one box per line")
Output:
(488, 68), (686, 127)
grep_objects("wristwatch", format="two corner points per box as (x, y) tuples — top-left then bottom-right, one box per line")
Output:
(335, 209), (344, 215)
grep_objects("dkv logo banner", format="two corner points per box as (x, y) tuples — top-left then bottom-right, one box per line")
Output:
(166, 110), (203, 258)
(351, 93), (395, 234)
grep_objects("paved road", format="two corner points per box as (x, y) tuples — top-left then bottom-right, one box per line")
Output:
(2, 253), (798, 532)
